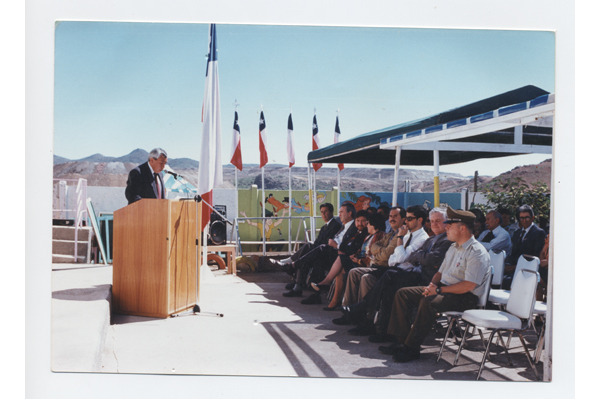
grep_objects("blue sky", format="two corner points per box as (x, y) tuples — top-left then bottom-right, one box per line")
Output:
(54, 22), (555, 177)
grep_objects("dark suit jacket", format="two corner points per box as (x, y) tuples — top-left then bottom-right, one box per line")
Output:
(314, 218), (343, 246)
(506, 223), (547, 265)
(125, 162), (166, 204)
(407, 232), (453, 284)
(336, 221), (365, 256)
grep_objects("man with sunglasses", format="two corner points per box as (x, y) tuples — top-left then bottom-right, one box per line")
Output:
(503, 204), (547, 288)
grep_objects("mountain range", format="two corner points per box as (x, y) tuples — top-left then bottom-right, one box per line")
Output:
(53, 149), (552, 192)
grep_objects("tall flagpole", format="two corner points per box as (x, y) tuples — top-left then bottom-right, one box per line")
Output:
(258, 106), (268, 255)
(287, 109), (294, 254)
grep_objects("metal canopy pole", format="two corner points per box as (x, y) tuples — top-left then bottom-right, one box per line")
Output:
(392, 146), (401, 206)
(433, 149), (440, 207)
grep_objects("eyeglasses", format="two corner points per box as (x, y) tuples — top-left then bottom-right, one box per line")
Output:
(405, 216), (417, 221)
(518, 216), (532, 220)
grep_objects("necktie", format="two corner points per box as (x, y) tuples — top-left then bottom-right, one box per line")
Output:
(481, 231), (495, 243)
(518, 229), (525, 244)
(154, 173), (162, 199)
(404, 233), (412, 248)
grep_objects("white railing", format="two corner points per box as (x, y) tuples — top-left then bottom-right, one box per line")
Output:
(232, 215), (315, 256)
(53, 178), (88, 262)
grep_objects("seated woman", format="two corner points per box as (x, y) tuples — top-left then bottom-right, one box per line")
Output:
(311, 213), (387, 309)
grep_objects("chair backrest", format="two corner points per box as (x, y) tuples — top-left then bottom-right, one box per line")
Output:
(506, 269), (540, 321)
(478, 265), (494, 308)
(511, 255), (540, 288)
(489, 250), (506, 286)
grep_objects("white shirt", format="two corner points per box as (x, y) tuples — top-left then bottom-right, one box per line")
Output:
(477, 225), (512, 255)
(388, 227), (429, 270)
(334, 220), (354, 246)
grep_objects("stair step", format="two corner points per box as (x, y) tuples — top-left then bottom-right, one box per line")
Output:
(52, 254), (86, 264)
(52, 226), (93, 241)
(52, 239), (90, 257)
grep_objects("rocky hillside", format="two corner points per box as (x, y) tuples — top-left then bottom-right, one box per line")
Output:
(53, 149), (551, 193)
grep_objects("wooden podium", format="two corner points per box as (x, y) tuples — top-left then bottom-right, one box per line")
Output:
(112, 199), (200, 318)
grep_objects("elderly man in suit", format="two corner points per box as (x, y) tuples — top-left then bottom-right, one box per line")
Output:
(125, 148), (168, 204)
(502, 204), (547, 288)
(477, 210), (512, 255)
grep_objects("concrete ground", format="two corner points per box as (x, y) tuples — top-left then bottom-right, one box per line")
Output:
(51, 263), (545, 381)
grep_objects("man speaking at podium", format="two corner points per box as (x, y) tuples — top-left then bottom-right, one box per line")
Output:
(125, 148), (168, 204)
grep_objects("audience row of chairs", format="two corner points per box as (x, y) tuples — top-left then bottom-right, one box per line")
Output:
(436, 252), (545, 380)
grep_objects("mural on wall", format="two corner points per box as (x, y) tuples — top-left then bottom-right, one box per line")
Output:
(235, 187), (461, 253)
(341, 192), (393, 210)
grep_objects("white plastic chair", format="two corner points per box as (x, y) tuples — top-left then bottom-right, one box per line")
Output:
(488, 255), (539, 307)
(489, 250), (506, 287)
(455, 269), (540, 380)
(532, 301), (547, 364)
(437, 265), (494, 363)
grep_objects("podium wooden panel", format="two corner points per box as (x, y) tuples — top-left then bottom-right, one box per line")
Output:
(112, 199), (200, 318)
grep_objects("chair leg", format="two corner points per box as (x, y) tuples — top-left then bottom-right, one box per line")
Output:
(496, 332), (513, 366)
(454, 321), (474, 366)
(476, 329), (498, 380)
(534, 322), (546, 364)
(516, 331), (540, 381)
(437, 316), (457, 363)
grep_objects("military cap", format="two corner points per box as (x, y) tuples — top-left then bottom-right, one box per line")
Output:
(443, 206), (476, 224)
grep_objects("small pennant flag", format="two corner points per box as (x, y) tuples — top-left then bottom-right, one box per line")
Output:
(259, 111), (268, 168)
(287, 113), (295, 168)
(312, 114), (322, 171)
(334, 115), (344, 171)
(230, 110), (243, 171)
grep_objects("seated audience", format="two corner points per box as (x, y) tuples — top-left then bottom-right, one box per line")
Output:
(339, 207), (453, 339)
(379, 207), (491, 363)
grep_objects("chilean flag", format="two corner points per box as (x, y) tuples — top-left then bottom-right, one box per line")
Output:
(312, 114), (322, 171)
(287, 113), (295, 168)
(198, 24), (222, 229)
(230, 110), (243, 171)
(334, 116), (344, 171)
(259, 111), (268, 168)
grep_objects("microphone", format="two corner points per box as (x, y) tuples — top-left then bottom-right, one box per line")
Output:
(165, 170), (180, 179)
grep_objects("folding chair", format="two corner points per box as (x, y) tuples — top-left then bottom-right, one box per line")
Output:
(437, 265), (494, 363)
(456, 269), (540, 380)
(532, 301), (547, 364)
(488, 255), (539, 308)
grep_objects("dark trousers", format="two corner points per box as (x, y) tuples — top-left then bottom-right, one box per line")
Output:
(293, 244), (338, 287)
(361, 268), (425, 334)
(387, 286), (478, 350)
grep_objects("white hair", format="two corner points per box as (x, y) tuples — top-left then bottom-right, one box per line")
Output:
(148, 148), (167, 160)
(429, 207), (447, 221)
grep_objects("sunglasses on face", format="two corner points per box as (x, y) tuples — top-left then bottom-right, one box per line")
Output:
(405, 216), (416, 221)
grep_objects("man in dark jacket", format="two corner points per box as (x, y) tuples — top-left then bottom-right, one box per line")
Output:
(503, 204), (547, 288)
(125, 148), (168, 204)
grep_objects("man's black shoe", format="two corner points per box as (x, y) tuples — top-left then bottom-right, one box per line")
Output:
(300, 293), (322, 305)
(392, 346), (420, 363)
(379, 342), (406, 355)
(270, 259), (295, 276)
(282, 289), (302, 297)
(368, 333), (395, 343)
(348, 324), (376, 336)
(284, 282), (295, 291)
(332, 313), (353, 325)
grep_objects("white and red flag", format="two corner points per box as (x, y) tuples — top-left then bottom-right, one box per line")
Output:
(311, 114), (322, 171)
(259, 111), (268, 168)
(198, 23), (222, 229)
(230, 110), (243, 171)
(287, 113), (295, 168)
(334, 115), (344, 171)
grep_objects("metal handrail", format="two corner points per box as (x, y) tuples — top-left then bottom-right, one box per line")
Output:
(232, 215), (316, 256)
(53, 178), (88, 262)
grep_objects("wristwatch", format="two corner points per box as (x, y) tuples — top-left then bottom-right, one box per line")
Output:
(435, 286), (442, 295)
